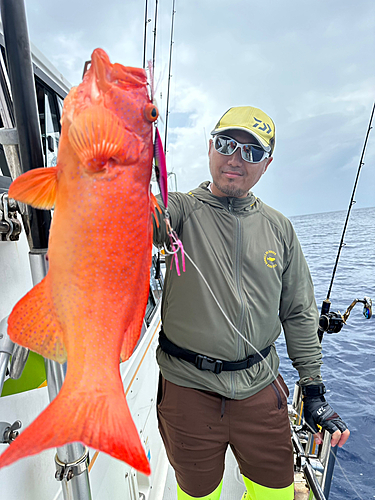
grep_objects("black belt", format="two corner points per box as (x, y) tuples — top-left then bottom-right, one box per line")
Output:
(159, 329), (271, 375)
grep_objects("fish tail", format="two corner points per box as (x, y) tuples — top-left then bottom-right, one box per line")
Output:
(0, 379), (150, 475)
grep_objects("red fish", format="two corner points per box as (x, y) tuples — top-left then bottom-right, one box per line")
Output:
(0, 48), (160, 474)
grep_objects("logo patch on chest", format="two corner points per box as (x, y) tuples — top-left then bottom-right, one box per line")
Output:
(264, 250), (277, 268)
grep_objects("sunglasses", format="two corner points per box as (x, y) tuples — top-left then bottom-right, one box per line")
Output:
(213, 135), (269, 163)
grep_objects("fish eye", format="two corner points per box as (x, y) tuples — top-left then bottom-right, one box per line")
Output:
(144, 103), (159, 122)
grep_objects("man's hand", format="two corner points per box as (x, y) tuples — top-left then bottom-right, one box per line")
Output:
(301, 384), (350, 448)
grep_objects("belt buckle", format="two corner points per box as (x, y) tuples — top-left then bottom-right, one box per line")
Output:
(195, 355), (223, 374)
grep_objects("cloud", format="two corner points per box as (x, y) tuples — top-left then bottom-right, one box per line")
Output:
(22, 0), (375, 215)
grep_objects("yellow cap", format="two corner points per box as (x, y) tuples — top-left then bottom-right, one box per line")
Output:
(211, 106), (275, 154)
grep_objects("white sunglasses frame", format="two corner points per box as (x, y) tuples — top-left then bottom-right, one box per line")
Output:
(213, 135), (269, 163)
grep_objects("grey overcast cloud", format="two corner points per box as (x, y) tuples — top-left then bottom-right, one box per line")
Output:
(20, 0), (375, 216)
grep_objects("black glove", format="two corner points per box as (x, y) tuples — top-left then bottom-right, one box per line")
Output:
(301, 384), (348, 435)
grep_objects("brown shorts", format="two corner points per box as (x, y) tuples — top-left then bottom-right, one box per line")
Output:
(157, 374), (294, 497)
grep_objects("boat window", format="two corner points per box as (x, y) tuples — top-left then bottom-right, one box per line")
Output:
(35, 80), (62, 168)
(0, 46), (14, 178)
(56, 95), (64, 119)
(0, 147), (11, 177)
(44, 90), (60, 167)
(35, 80), (46, 163)
(0, 43), (66, 177)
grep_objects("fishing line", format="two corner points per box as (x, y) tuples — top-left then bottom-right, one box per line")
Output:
(164, 0), (176, 156)
(334, 457), (364, 499)
(164, 243), (364, 500)
(179, 246), (299, 398)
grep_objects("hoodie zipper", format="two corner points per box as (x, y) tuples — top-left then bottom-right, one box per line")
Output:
(228, 199), (246, 398)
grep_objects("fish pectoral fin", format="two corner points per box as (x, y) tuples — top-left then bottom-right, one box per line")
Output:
(68, 105), (141, 170)
(8, 167), (58, 209)
(8, 275), (67, 363)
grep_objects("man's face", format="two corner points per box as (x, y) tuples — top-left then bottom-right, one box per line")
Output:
(208, 130), (273, 198)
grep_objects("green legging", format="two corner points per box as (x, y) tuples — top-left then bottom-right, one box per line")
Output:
(241, 476), (294, 500)
(177, 476), (294, 499)
(177, 481), (223, 500)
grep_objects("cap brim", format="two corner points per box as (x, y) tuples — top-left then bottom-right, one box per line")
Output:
(211, 126), (271, 153)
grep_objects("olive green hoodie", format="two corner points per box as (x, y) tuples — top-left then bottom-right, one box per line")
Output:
(153, 181), (322, 399)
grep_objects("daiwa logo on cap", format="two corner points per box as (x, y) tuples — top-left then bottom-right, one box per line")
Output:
(211, 106), (276, 154)
(253, 117), (272, 135)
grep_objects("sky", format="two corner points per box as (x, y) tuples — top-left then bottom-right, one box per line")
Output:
(11, 0), (375, 216)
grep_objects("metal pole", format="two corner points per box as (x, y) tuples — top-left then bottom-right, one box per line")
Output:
(0, 316), (13, 395)
(323, 445), (338, 499)
(0, 0), (51, 250)
(304, 462), (326, 500)
(29, 252), (92, 500)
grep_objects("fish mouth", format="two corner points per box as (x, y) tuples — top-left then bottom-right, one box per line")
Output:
(66, 49), (148, 115)
(63, 49), (149, 173)
(89, 49), (147, 93)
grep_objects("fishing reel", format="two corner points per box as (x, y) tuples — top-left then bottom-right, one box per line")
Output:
(318, 310), (343, 335)
(318, 297), (372, 339)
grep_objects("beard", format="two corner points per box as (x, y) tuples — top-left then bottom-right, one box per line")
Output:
(212, 179), (248, 198)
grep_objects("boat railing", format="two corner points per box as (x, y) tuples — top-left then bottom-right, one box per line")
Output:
(290, 382), (337, 500)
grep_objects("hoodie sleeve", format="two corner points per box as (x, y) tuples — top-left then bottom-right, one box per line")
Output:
(279, 222), (323, 385)
(152, 192), (185, 248)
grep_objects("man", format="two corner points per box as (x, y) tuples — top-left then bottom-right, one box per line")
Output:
(153, 106), (350, 500)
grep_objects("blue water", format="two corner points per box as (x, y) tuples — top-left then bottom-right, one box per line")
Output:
(276, 206), (375, 500)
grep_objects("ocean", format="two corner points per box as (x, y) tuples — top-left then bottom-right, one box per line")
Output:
(276, 206), (375, 500)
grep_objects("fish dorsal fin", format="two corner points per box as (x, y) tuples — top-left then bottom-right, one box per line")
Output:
(8, 167), (58, 209)
(68, 106), (127, 170)
(8, 275), (67, 364)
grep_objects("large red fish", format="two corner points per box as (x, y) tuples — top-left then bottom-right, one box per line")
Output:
(0, 48), (160, 474)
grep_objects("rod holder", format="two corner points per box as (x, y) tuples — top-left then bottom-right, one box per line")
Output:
(0, 316), (13, 394)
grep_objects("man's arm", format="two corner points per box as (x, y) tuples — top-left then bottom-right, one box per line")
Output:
(279, 223), (349, 447)
(279, 224), (322, 385)
(152, 192), (185, 248)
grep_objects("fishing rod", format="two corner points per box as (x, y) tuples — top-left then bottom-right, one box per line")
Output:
(152, 0), (159, 77)
(164, 0), (176, 157)
(142, 0), (150, 69)
(318, 102), (374, 341)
